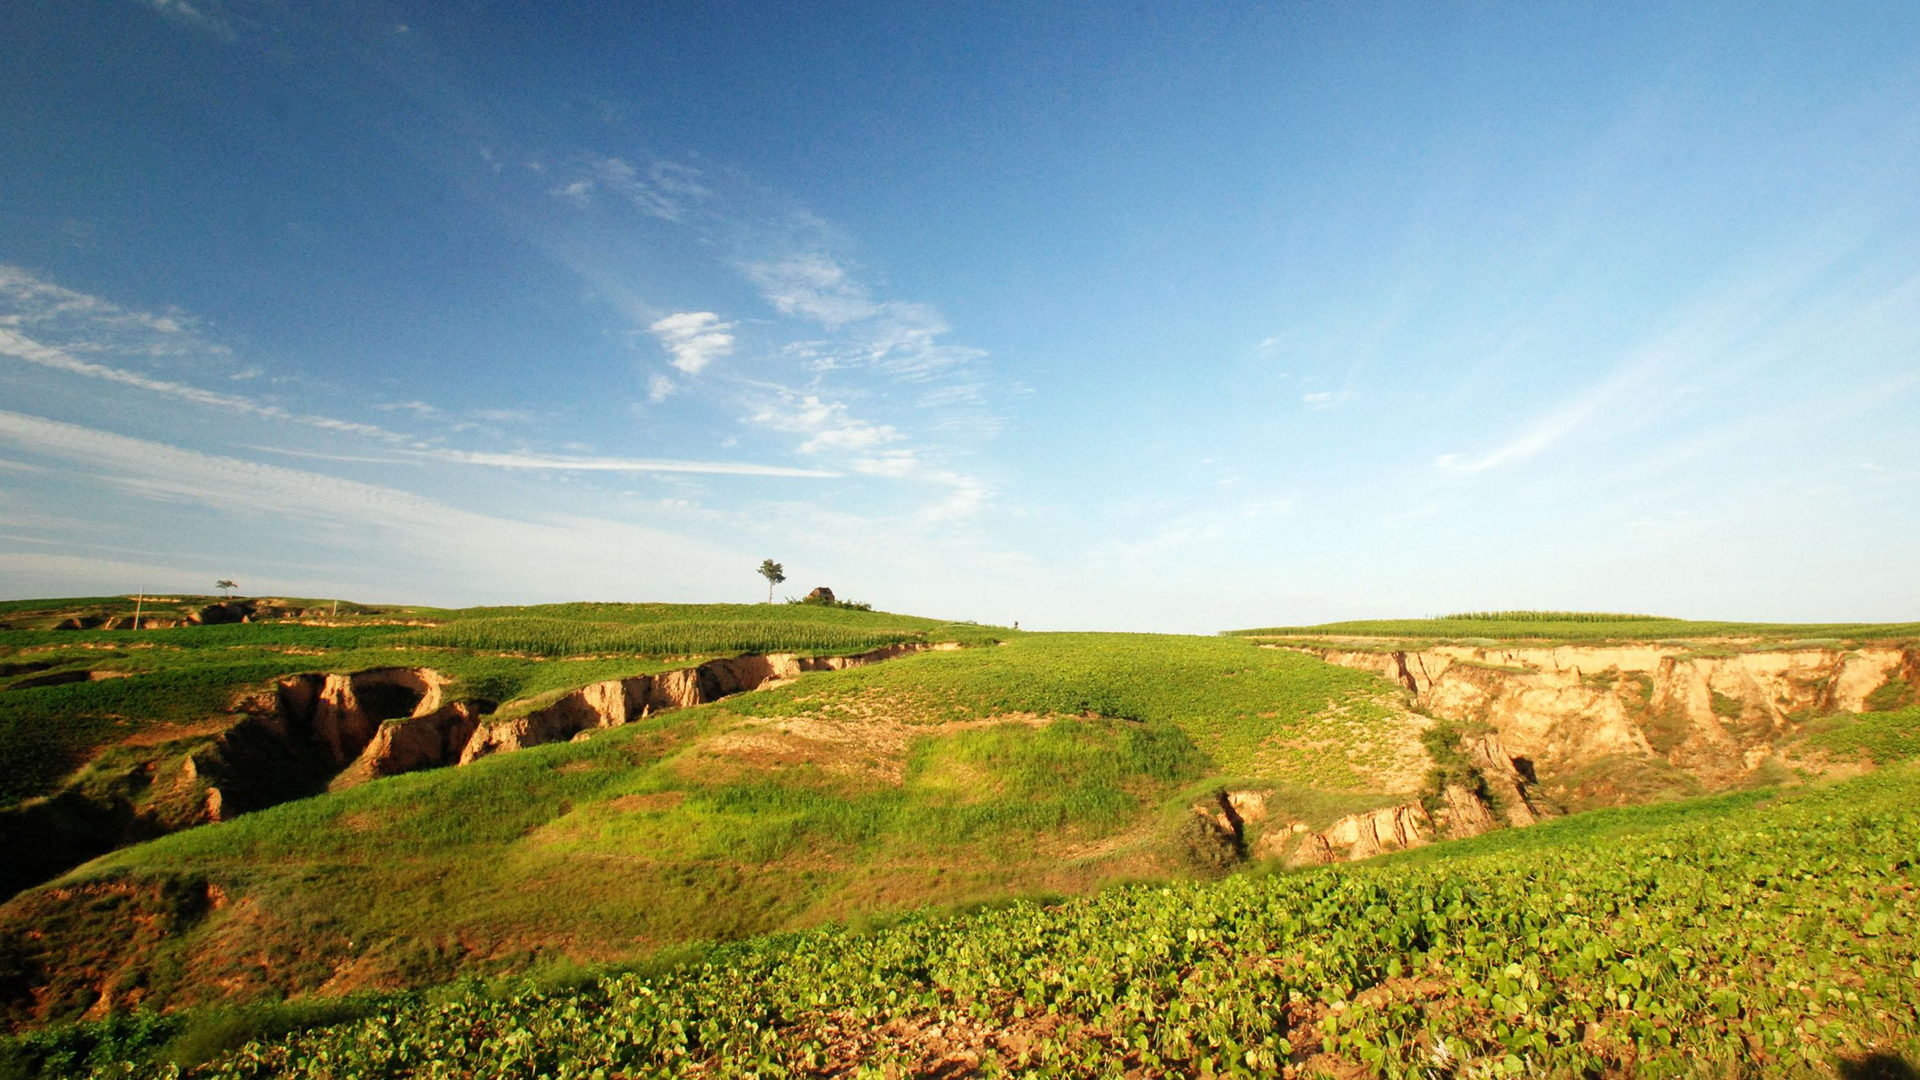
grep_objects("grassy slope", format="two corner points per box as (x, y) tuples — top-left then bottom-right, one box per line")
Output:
(0, 635), (1415, 1021)
(11, 761), (1916, 1078)
(1231, 611), (1920, 644)
(0, 600), (997, 806)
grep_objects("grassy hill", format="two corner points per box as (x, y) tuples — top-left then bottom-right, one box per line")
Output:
(0, 597), (996, 807)
(0, 634), (1419, 1024)
(1, 601), (1916, 1077)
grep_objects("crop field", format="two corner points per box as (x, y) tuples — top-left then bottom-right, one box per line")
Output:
(397, 602), (1002, 657)
(1231, 612), (1920, 645)
(9, 760), (1915, 1078)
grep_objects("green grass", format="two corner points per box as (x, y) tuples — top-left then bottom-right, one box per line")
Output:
(725, 633), (1407, 781)
(396, 601), (1002, 657)
(13, 764), (1916, 1078)
(1440, 610), (1674, 622)
(1233, 614), (1920, 644)
(1865, 677), (1915, 713)
(1800, 705), (1920, 767)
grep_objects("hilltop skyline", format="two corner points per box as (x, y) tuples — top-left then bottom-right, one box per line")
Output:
(2, 1), (1918, 632)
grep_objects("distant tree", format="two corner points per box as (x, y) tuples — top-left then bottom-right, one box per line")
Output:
(216, 579), (238, 597)
(757, 560), (785, 603)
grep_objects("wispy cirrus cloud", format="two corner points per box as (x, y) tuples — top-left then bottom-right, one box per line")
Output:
(648, 311), (735, 375)
(0, 264), (222, 362)
(1432, 237), (1866, 476)
(550, 155), (709, 222)
(1, 267), (835, 482)
(0, 325), (407, 443)
(743, 253), (984, 381)
(746, 388), (904, 456)
(405, 446), (838, 477)
(0, 410), (750, 598)
(257, 444), (840, 478)
(127, 0), (235, 39)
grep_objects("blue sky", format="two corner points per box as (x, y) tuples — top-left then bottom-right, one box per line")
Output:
(2, 1), (1916, 632)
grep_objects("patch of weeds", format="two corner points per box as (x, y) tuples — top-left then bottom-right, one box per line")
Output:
(1710, 691), (1744, 720)
(1581, 668), (1620, 690)
(1543, 753), (1705, 811)
(1801, 706), (1920, 766)
(1642, 705), (1692, 756)
(1742, 756), (1794, 788)
(1625, 672), (1655, 704)
(1865, 677), (1914, 713)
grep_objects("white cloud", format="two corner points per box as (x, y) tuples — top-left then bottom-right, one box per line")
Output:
(0, 264), (217, 359)
(647, 373), (676, 403)
(131, 0), (235, 38)
(1302, 390), (1351, 410)
(745, 255), (881, 328)
(648, 311), (735, 374)
(0, 412), (752, 601)
(469, 408), (533, 423)
(919, 471), (992, 522)
(851, 450), (918, 478)
(747, 391), (902, 455)
(736, 386), (994, 518)
(552, 156), (708, 222)
(406, 445), (838, 477)
(253, 442), (839, 478)
(0, 325), (406, 443)
(742, 253), (984, 381)
(2, 269), (802, 488)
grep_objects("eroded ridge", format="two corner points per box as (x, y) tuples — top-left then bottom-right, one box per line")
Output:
(0, 644), (956, 900)
(1292, 641), (1920, 795)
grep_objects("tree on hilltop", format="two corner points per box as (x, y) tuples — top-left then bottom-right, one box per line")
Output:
(757, 560), (785, 603)
(216, 579), (238, 597)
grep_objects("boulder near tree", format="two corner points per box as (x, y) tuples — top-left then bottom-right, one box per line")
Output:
(805, 587), (836, 604)
(216, 579), (238, 597)
(757, 559), (785, 603)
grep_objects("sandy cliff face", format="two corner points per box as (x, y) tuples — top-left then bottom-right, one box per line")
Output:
(457, 643), (955, 764)
(1294, 642), (1917, 795)
(1191, 732), (1546, 869)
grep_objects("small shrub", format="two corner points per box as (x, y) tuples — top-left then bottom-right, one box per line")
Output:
(1171, 811), (1239, 872)
(1418, 721), (1491, 815)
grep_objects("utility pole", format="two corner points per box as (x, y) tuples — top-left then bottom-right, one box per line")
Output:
(132, 589), (144, 631)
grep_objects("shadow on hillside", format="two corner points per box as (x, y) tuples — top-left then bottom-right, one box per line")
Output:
(1840, 1054), (1920, 1080)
